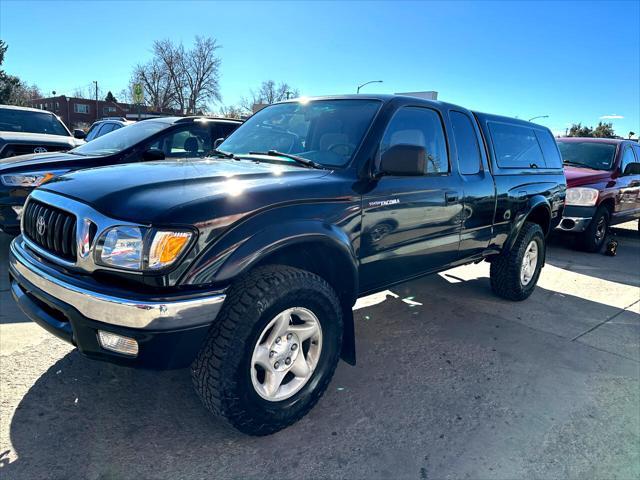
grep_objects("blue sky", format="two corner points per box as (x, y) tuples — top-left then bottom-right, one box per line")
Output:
(1, 0), (638, 136)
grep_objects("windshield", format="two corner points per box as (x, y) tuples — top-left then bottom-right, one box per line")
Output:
(219, 99), (381, 167)
(72, 121), (167, 156)
(558, 141), (617, 171)
(0, 108), (69, 136)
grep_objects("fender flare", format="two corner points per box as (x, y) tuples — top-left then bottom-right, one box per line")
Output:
(505, 195), (551, 253)
(185, 219), (359, 365)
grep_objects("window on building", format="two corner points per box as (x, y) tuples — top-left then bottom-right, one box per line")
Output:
(74, 104), (90, 114)
(379, 106), (449, 174)
(103, 106), (117, 115)
(55, 102), (60, 110)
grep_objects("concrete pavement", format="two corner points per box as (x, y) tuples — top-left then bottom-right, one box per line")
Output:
(0, 225), (638, 479)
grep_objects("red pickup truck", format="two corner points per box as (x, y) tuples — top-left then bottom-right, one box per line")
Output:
(556, 137), (640, 251)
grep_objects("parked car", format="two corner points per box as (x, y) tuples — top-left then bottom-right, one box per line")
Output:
(0, 104), (84, 158)
(556, 137), (640, 251)
(0, 116), (242, 234)
(84, 117), (135, 142)
(8, 95), (565, 435)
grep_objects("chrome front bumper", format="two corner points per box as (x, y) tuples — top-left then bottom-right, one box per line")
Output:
(9, 236), (226, 330)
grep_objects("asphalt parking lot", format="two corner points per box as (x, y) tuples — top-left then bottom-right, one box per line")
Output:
(1, 225), (638, 480)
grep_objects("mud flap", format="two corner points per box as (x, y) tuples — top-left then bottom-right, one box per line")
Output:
(340, 303), (356, 365)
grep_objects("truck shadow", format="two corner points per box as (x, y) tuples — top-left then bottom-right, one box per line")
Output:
(5, 272), (638, 479)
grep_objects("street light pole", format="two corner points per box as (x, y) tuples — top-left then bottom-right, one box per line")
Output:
(528, 115), (549, 122)
(357, 80), (383, 94)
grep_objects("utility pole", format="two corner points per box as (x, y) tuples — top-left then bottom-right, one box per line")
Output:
(93, 81), (98, 121)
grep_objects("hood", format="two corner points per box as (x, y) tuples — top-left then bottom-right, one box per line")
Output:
(563, 165), (612, 187)
(39, 159), (336, 225)
(0, 151), (92, 170)
(0, 131), (77, 146)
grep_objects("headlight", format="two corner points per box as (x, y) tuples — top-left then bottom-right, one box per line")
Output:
(98, 226), (144, 270)
(565, 187), (599, 206)
(96, 227), (193, 271)
(1, 170), (68, 187)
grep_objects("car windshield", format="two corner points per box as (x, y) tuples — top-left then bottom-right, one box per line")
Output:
(0, 108), (70, 136)
(558, 141), (617, 171)
(71, 120), (167, 156)
(219, 99), (381, 168)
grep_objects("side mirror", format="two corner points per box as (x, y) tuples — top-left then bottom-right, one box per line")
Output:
(213, 138), (225, 149)
(379, 144), (426, 176)
(73, 129), (86, 139)
(143, 148), (165, 161)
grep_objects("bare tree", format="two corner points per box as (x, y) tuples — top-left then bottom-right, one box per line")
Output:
(152, 39), (187, 112)
(151, 36), (222, 114)
(240, 80), (299, 113)
(132, 58), (174, 111)
(217, 104), (244, 119)
(183, 36), (222, 113)
(71, 84), (104, 100)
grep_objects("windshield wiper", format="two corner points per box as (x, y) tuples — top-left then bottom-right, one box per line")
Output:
(209, 148), (235, 159)
(247, 150), (322, 169)
(563, 160), (586, 167)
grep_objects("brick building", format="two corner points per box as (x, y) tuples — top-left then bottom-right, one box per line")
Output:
(28, 96), (180, 130)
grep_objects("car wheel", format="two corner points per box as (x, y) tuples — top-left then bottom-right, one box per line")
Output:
(191, 265), (343, 436)
(490, 222), (545, 301)
(580, 206), (610, 252)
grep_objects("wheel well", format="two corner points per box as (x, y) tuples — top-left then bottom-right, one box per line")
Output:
(254, 241), (357, 307)
(599, 197), (615, 214)
(526, 205), (551, 236)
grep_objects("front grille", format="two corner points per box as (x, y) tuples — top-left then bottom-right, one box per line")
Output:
(23, 199), (77, 261)
(0, 143), (70, 158)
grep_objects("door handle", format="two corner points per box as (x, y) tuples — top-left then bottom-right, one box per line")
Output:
(445, 192), (459, 204)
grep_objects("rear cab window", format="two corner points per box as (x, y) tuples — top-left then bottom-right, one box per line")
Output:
(475, 112), (561, 174)
(488, 122), (544, 169)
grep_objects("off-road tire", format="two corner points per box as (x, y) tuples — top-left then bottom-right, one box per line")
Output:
(490, 222), (545, 301)
(191, 265), (343, 436)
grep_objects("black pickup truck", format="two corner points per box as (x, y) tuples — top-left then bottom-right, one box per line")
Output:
(9, 95), (566, 435)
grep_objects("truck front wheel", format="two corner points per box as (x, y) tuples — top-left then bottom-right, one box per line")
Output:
(490, 222), (545, 301)
(191, 265), (343, 436)
(579, 205), (610, 252)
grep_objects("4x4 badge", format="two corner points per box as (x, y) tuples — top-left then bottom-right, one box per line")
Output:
(36, 216), (46, 236)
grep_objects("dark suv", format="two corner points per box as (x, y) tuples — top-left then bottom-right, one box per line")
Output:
(0, 116), (241, 233)
(556, 137), (640, 251)
(9, 95), (565, 435)
(0, 105), (84, 158)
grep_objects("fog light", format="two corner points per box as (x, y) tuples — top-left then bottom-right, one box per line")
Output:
(11, 206), (23, 220)
(98, 330), (139, 356)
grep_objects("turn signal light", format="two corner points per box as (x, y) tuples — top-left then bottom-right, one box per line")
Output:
(98, 331), (139, 356)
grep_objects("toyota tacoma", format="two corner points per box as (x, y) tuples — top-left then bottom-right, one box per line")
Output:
(9, 95), (566, 435)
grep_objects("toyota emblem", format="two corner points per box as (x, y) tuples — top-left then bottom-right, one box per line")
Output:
(34, 146), (48, 153)
(36, 216), (46, 236)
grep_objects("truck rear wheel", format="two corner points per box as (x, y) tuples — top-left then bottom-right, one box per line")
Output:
(490, 222), (545, 301)
(191, 265), (343, 436)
